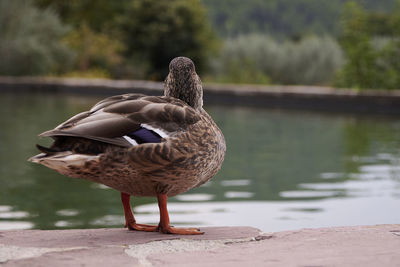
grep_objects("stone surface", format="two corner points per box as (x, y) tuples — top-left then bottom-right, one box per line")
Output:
(0, 225), (399, 266)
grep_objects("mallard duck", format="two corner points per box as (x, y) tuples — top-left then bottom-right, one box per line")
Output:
(29, 57), (226, 235)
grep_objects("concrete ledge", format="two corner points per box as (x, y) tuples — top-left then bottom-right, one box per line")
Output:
(0, 76), (164, 96)
(1, 76), (400, 114)
(1, 225), (399, 266)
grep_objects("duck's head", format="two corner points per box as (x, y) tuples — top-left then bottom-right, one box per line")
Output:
(164, 57), (203, 110)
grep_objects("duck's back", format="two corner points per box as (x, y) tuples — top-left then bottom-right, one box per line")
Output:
(30, 94), (226, 197)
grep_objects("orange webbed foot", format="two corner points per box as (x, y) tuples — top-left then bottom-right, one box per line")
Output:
(156, 194), (204, 235)
(158, 226), (204, 235)
(125, 221), (158, 232)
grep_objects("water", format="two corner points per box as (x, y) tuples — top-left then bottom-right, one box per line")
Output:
(0, 92), (399, 232)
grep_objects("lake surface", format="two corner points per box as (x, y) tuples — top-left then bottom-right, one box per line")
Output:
(0, 92), (399, 232)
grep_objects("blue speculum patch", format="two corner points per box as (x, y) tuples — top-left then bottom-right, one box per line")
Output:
(127, 127), (162, 144)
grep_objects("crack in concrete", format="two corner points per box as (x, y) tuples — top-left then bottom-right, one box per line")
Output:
(224, 234), (274, 244)
(124, 235), (271, 266)
(0, 244), (88, 264)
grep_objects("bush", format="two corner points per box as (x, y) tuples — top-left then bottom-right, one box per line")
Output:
(0, 0), (73, 76)
(336, 2), (380, 89)
(32, 0), (219, 80)
(208, 34), (344, 85)
(336, 1), (400, 90)
(118, 0), (219, 80)
(63, 23), (125, 76)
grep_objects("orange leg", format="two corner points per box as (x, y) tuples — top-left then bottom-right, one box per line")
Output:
(157, 193), (204, 235)
(121, 192), (157, 232)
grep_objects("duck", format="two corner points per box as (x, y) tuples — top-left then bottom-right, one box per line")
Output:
(29, 57), (226, 235)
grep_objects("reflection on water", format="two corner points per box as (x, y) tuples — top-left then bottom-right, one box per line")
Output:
(0, 92), (399, 232)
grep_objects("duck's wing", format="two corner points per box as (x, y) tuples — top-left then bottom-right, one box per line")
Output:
(39, 94), (201, 148)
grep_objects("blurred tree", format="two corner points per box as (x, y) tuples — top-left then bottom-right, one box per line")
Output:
(208, 34), (343, 85)
(208, 56), (271, 85)
(34, 0), (125, 31)
(0, 0), (73, 76)
(118, 0), (219, 80)
(337, 1), (400, 89)
(337, 2), (379, 89)
(376, 1), (400, 88)
(202, 0), (396, 38)
(34, 0), (126, 78)
(62, 23), (125, 77)
(34, 0), (218, 80)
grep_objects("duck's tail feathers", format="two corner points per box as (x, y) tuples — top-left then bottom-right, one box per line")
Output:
(28, 150), (100, 173)
(35, 144), (59, 155)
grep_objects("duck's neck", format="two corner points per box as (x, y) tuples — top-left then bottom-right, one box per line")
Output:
(164, 74), (203, 110)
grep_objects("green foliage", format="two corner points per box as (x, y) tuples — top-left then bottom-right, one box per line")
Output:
(34, 0), (127, 78)
(34, 0), (125, 31)
(209, 34), (343, 85)
(63, 23), (125, 75)
(118, 0), (219, 80)
(206, 57), (271, 85)
(337, 2), (379, 89)
(0, 0), (73, 76)
(202, 0), (396, 38)
(376, 1), (400, 88)
(337, 1), (400, 89)
(34, 0), (218, 80)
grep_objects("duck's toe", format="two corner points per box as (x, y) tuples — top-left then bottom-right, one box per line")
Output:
(158, 226), (204, 235)
(126, 222), (158, 232)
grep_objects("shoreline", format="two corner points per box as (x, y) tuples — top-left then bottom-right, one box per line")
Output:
(1, 224), (399, 266)
(1, 76), (400, 114)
